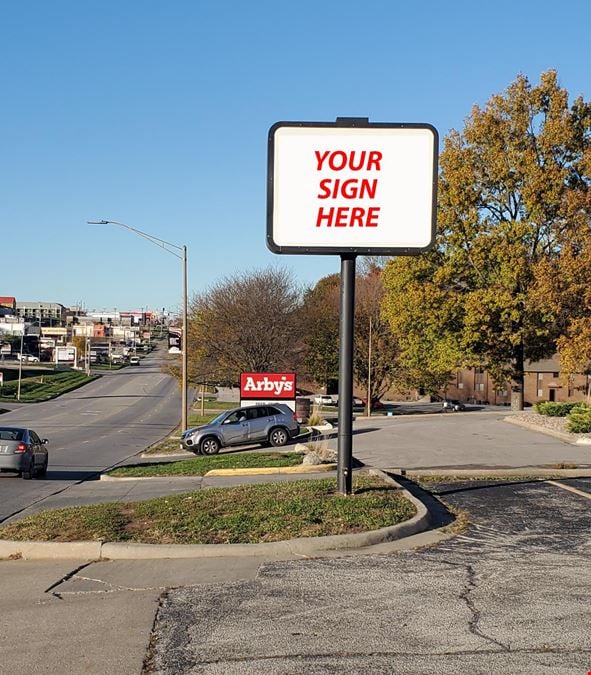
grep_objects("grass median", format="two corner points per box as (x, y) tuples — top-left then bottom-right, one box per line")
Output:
(108, 452), (304, 478)
(0, 370), (98, 402)
(0, 474), (416, 545)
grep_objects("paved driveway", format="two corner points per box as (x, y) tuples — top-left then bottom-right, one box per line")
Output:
(348, 412), (591, 470)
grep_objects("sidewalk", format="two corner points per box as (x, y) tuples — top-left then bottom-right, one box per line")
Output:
(0, 522), (450, 674)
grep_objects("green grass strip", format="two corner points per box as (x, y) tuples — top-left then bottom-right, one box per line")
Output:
(108, 452), (303, 477)
(0, 371), (98, 402)
(0, 475), (416, 545)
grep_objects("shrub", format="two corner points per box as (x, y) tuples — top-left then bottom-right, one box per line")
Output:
(535, 401), (581, 417)
(307, 404), (325, 427)
(567, 408), (591, 434)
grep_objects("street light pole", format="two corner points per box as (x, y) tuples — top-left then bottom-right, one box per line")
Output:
(87, 219), (189, 432)
(181, 244), (188, 434)
(17, 323), (24, 401)
(17, 319), (41, 401)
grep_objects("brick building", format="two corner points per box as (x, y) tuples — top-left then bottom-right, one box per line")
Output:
(446, 357), (590, 406)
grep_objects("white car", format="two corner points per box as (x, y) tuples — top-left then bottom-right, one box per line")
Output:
(129, 356), (141, 365)
(313, 394), (334, 406)
(16, 354), (40, 363)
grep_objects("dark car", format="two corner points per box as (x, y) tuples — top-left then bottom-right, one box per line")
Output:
(180, 403), (300, 455)
(361, 398), (384, 410)
(442, 399), (466, 412)
(0, 427), (49, 479)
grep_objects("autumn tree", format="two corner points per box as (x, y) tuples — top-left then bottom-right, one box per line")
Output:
(71, 335), (88, 367)
(299, 274), (340, 390)
(354, 260), (400, 410)
(534, 244), (591, 399)
(186, 267), (303, 384)
(301, 262), (400, 405)
(383, 71), (591, 409)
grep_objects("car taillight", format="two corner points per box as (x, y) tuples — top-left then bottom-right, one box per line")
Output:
(14, 443), (27, 453)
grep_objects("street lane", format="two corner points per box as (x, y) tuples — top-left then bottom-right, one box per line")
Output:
(0, 348), (180, 522)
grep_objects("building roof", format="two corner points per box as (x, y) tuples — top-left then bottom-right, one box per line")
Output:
(0, 296), (16, 304)
(525, 357), (561, 372)
(15, 302), (65, 310)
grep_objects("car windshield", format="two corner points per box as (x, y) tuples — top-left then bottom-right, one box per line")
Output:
(209, 412), (229, 425)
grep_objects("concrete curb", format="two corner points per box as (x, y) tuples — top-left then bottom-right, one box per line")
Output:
(504, 415), (591, 445)
(100, 474), (202, 482)
(100, 464), (336, 480)
(204, 464), (336, 476)
(0, 470), (431, 560)
(0, 540), (102, 560)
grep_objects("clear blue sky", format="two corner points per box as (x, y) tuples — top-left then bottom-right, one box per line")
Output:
(2, 0), (590, 313)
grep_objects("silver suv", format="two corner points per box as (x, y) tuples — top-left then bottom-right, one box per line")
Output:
(181, 403), (300, 455)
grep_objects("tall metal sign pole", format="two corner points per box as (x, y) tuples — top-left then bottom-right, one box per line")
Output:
(338, 253), (356, 494)
(267, 118), (438, 494)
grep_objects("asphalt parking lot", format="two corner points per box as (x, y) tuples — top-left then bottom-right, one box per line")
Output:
(148, 475), (591, 674)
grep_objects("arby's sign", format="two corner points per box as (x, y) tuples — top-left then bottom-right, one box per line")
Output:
(240, 373), (296, 400)
(267, 120), (438, 255)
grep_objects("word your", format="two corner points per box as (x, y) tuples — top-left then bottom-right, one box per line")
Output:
(314, 150), (382, 228)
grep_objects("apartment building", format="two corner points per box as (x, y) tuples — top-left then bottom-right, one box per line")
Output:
(446, 357), (590, 405)
(15, 302), (67, 326)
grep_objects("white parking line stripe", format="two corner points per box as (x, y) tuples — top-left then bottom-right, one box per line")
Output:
(546, 480), (591, 500)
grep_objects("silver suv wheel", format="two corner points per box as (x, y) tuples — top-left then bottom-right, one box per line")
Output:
(269, 427), (288, 447)
(200, 437), (220, 455)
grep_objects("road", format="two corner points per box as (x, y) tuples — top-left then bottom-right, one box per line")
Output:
(0, 349), (180, 523)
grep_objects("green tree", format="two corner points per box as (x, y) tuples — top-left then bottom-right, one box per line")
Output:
(383, 256), (464, 395)
(384, 71), (591, 409)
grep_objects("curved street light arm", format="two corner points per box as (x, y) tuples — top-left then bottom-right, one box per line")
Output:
(87, 220), (183, 259)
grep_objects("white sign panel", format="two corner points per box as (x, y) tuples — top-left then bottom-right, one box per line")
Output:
(267, 121), (438, 255)
(56, 346), (76, 362)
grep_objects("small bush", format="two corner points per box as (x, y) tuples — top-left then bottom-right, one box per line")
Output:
(567, 408), (591, 434)
(307, 404), (325, 426)
(535, 401), (581, 417)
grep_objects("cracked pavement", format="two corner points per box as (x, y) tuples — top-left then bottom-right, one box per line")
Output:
(2, 477), (591, 674)
(146, 478), (591, 674)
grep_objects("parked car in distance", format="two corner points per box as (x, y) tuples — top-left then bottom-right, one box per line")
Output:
(129, 356), (141, 365)
(16, 353), (40, 363)
(352, 397), (365, 408)
(442, 399), (466, 412)
(313, 394), (335, 406)
(0, 427), (49, 479)
(180, 403), (300, 455)
(361, 397), (384, 410)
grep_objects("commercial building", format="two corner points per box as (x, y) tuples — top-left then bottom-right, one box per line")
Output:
(15, 302), (67, 326)
(0, 297), (16, 312)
